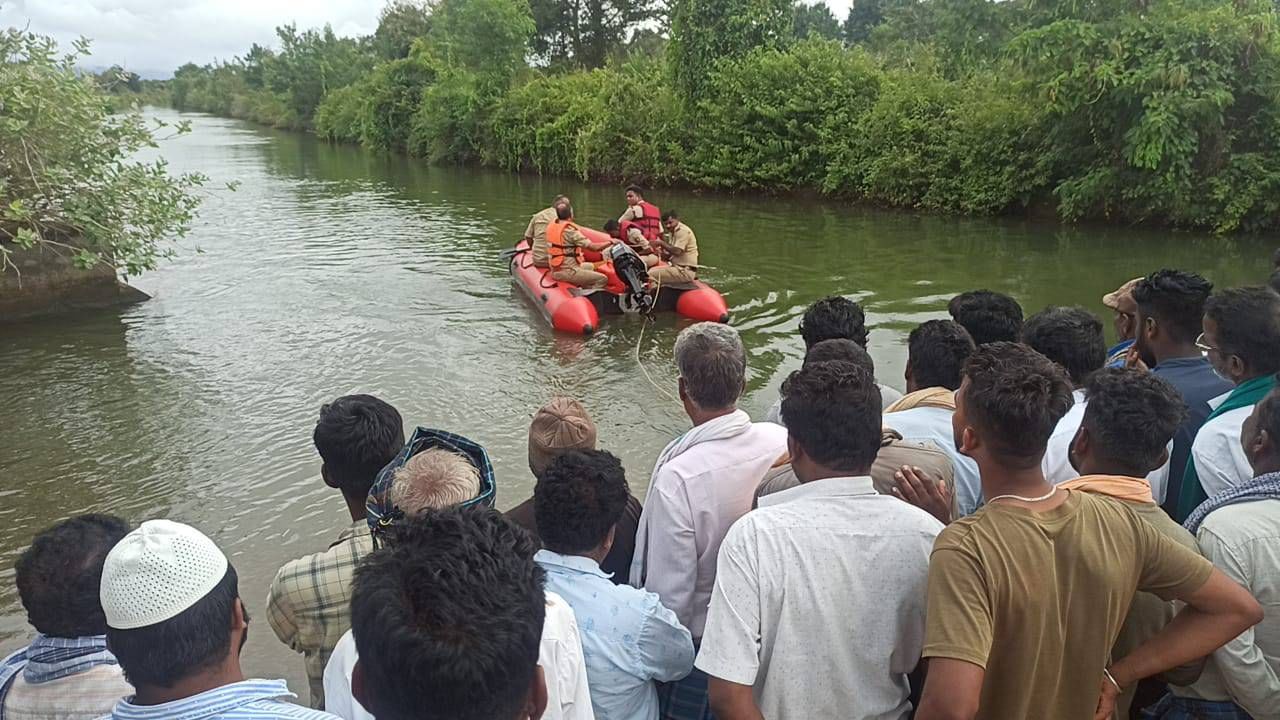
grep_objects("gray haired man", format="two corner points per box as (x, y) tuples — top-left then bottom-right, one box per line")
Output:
(630, 322), (788, 719)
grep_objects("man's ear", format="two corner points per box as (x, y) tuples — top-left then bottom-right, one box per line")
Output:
(957, 426), (979, 457)
(321, 464), (340, 490)
(232, 598), (248, 631)
(524, 665), (548, 720)
(677, 377), (688, 403)
(1255, 428), (1274, 460)
(352, 660), (372, 715)
(786, 433), (803, 466)
(1071, 425), (1088, 459)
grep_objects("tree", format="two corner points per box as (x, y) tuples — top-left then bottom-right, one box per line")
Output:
(528, 0), (663, 68)
(375, 0), (435, 59)
(428, 0), (535, 80)
(668, 0), (793, 100)
(265, 24), (375, 123)
(1, 30), (207, 275)
(793, 2), (842, 41)
(843, 0), (885, 44)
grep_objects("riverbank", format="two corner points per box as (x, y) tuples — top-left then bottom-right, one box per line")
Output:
(0, 244), (149, 323)
(164, 0), (1280, 234)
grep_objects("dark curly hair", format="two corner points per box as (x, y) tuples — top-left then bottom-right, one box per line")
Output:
(800, 296), (869, 349)
(1132, 270), (1214, 344)
(535, 450), (631, 555)
(781, 360), (882, 473)
(1206, 287), (1280, 377)
(804, 338), (875, 375)
(1082, 368), (1188, 476)
(351, 506), (544, 720)
(907, 320), (975, 391)
(961, 343), (1075, 465)
(948, 290), (1024, 346)
(16, 514), (130, 638)
(314, 394), (405, 499)
(1021, 306), (1107, 387)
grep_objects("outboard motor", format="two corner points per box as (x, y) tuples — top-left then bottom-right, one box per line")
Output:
(607, 243), (654, 314)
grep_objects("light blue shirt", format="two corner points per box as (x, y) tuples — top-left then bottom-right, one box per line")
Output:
(536, 550), (694, 720)
(882, 406), (984, 516)
(107, 679), (339, 720)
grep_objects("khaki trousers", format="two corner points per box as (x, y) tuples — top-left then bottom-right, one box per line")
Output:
(648, 264), (697, 285)
(552, 262), (607, 290)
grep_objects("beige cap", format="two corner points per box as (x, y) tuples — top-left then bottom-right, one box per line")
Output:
(100, 520), (229, 630)
(1103, 277), (1144, 310)
(528, 397), (597, 476)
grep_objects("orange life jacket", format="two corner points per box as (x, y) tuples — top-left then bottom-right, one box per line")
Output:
(546, 220), (582, 270)
(632, 201), (662, 242)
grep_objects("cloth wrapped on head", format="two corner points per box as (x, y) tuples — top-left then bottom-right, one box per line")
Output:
(366, 427), (496, 537)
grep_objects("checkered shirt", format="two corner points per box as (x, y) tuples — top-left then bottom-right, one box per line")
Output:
(266, 521), (373, 710)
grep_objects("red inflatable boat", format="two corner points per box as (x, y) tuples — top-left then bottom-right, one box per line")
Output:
(508, 228), (729, 335)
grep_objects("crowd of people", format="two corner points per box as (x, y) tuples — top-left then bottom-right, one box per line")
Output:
(4, 265), (1280, 720)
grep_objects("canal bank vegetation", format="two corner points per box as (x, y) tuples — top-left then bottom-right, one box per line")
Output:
(0, 29), (207, 277)
(166, 0), (1280, 233)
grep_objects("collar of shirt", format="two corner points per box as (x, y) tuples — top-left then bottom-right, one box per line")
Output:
(1154, 355), (1209, 371)
(758, 475), (877, 509)
(1072, 388), (1086, 405)
(111, 679), (298, 720)
(534, 549), (611, 580)
(1208, 388), (1234, 411)
(330, 519), (370, 549)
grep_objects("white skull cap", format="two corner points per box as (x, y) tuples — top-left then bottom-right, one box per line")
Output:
(100, 519), (230, 630)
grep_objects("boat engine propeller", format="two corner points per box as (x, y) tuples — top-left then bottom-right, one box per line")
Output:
(608, 243), (654, 315)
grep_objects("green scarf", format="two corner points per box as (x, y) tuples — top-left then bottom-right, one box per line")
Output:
(1176, 373), (1277, 521)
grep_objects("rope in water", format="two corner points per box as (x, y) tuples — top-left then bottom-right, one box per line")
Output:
(634, 271), (680, 404)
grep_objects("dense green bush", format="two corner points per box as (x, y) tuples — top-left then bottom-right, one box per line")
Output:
(1, 30), (206, 275)
(1015, 0), (1280, 231)
(830, 70), (1048, 213)
(686, 40), (881, 190)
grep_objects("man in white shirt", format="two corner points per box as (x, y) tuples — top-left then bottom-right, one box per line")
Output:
(883, 319), (982, 516)
(630, 322), (787, 719)
(345, 506), (568, 720)
(698, 360), (942, 719)
(1180, 287), (1280, 519)
(1153, 388), (1280, 718)
(326, 590), (593, 720)
(326, 444), (595, 720)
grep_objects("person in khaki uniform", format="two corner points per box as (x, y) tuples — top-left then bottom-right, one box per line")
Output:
(524, 194), (569, 268)
(649, 210), (699, 285)
(604, 219), (660, 269)
(548, 203), (614, 290)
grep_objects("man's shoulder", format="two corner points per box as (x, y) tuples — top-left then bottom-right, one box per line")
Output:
(243, 699), (342, 720)
(1202, 499), (1280, 546)
(270, 529), (370, 597)
(660, 423), (787, 477)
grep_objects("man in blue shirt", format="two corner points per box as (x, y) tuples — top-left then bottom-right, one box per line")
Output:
(534, 450), (695, 720)
(1103, 278), (1142, 368)
(100, 520), (338, 720)
(1132, 269), (1233, 516)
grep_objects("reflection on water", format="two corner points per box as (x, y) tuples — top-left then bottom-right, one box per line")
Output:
(0, 108), (1271, 691)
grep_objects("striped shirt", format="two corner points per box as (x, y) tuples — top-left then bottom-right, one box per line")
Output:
(266, 521), (373, 709)
(106, 679), (338, 720)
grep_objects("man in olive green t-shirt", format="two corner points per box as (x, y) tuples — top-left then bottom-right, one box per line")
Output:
(1058, 367), (1203, 718)
(914, 343), (1262, 720)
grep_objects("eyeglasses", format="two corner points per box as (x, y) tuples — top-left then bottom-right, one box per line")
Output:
(1195, 333), (1219, 356)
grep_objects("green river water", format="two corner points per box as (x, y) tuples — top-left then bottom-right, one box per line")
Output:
(0, 108), (1273, 691)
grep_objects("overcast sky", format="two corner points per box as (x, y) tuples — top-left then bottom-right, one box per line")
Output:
(0, 0), (853, 75)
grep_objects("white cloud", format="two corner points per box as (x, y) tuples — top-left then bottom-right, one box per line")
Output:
(1, 0), (854, 76)
(0, 0), (381, 75)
